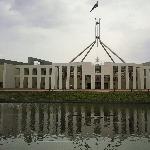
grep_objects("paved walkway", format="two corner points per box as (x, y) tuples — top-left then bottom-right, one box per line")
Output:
(0, 89), (149, 92)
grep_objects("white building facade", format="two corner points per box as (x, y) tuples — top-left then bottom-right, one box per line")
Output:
(1, 61), (150, 90)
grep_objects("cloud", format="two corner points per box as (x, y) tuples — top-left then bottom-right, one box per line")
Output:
(0, 0), (150, 63)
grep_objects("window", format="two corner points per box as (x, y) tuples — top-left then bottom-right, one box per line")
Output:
(144, 69), (146, 76)
(41, 68), (46, 75)
(95, 65), (101, 73)
(32, 68), (37, 75)
(49, 68), (52, 75)
(24, 68), (29, 75)
(15, 68), (20, 75)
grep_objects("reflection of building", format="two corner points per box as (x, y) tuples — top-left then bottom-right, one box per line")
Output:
(0, 104), (150, 140)
(0, 57), (150, 90)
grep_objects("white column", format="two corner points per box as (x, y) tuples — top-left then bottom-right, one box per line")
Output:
(74, 66), (77, 89)
(126, 66), (129, 89)
(140, 67), (144, 89)
(82, 74), (85, 89)
(20, 68), (24, 88)
(37, 67), (41, 89)
(146, 69), (150, 89)
(101, 74), (104, 89)
(45, 67), (49, 89)
(133, 66), (136, 89)
(59, 66), (62, 89)
(51, 66), (55, 89)
(118, 66), (121, 89)
(91, 75), (95, 89)
(28, 67), (32, 88)
(66, 66), (70, 89)
(110, 72), (113, 89)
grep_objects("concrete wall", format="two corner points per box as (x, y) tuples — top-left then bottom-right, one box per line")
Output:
(3, 63), (15, 88)
(0, 65), (4, 82)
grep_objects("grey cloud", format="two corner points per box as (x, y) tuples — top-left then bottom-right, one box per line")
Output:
(0, 0), (150, 63)
(10, 0), (70, 28)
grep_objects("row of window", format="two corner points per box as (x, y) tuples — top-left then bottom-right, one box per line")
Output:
(16, 68), (52, 75)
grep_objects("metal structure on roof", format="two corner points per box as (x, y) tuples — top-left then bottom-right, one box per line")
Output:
(70, 1), (125, 63)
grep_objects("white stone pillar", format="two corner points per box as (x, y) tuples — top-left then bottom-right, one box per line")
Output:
(146, 69), (150, 89)
(118, 66), (121, 89)
(110, 72), (113, 89)
(74, 66), (77, 89)
(101, 74), (104, 90)
(45, 67), (49, 89)
(59, 66), (62, 89)
(140, 67), (144, 89)
(82, 74), (85, 89)
(28, 67), (32, 88)
(133, 66), (136, 89)
(37, 67), (41, 89)
(20, 68), (24, 88)
(51, 66), (55, 89)
(66, 66), (70, 89)
(126, 66), (129, 89)
(91, 75), (95, 89)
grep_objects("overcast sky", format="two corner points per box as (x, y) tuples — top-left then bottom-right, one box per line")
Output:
(0, 0), (150, 64)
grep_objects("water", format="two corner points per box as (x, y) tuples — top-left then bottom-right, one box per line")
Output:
(0, 103), (150, 150)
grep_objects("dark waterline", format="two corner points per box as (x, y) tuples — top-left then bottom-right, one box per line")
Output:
(0, 103), (150, 150)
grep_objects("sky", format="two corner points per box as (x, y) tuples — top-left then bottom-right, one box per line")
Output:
(0, 0), (150, 64)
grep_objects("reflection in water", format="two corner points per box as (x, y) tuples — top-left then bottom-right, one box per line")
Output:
(0, 103), (150, 150)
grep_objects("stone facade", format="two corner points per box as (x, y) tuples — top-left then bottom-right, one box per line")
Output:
(1, 61), (150, 90)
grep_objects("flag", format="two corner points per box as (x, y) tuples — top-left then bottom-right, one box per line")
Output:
(90, 1), (98, 12)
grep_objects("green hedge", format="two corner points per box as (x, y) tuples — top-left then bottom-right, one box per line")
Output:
(0, 91), (150, 103)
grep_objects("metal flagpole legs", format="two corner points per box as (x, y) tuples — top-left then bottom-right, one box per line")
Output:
(81, 41), (96, 62)
(70, 41), (95, 63)
(100, 41), (126, 63)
